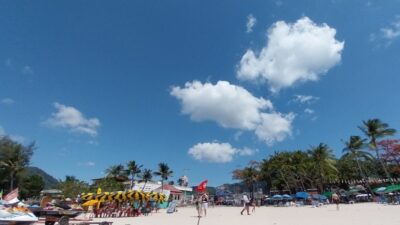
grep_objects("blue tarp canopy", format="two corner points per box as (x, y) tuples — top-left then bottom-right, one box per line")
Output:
(295, 192), (309, 199)
(312, 194), (327, 200)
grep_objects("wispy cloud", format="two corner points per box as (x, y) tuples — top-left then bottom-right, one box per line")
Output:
(78, 161), (96, 167)
(1, 98), (15, 105)
(45, 102), (101, 137)
(22, 65), (34, 75)
(246, 14), (257, 33)
(371, 16), (400, 47)
(292, 95), (320, 104)
(304, 108), (315, 114)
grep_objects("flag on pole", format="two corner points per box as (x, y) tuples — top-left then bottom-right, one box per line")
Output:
(97, 187), (102, 195)
(197, 180), (208, 193)
(4, 188), (19, 201)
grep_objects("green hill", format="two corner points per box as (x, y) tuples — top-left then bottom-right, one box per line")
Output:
(25, 166), (59, 188)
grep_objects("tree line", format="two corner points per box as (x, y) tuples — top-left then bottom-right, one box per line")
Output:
(233, 118), (399, 195)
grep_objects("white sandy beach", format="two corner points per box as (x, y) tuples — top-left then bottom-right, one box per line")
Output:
(91, 203), (400, 225)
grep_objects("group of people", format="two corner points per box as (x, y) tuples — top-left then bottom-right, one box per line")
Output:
(194, 193), (209, 217)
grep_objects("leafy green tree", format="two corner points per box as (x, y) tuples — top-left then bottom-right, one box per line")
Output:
(153, 163), (173, 192)
(0, 137), (35, 191)
(91, 178), (125, 193)
(57, 176), (90, 198)
(140, 169), (153, 191)
(359, 119), (396, 180)
(126, 160), (142, 189)
(20, 175), (45, 199)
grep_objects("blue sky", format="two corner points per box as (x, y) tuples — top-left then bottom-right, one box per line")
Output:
(1, 0), (400, 187)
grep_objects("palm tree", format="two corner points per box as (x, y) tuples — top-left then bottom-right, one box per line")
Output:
(105, 164), (127, 179)
(140, 169), (153, 191)
(153, 163), (173, 192)
(308, 143), (337, 192)
(342, 136), (374, 196)
(234, 161), (260, 198)
(126, 160), (142, 189)
(359, 119), (396, 180)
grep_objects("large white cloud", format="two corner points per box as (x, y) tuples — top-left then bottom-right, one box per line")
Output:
(45, 102), (100, 136)
(188, 142), (256, 163)
(171, 80), (294, 145)
(237, 17), (344, 92)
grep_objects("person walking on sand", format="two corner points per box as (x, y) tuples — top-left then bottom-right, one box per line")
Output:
(240, 194), (250, 215)
(332, 192), (340, 211)
(195, 196), (202, 217)
(250, 197), (256, 213)
(201, 193), (209, 217)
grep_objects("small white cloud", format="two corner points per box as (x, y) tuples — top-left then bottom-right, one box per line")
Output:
(234, 131), (243, 141)
(237, 17), (344, 92)
(246, 14), (257, 33)
(188, 142), (256, 163)
(0, 126), (25, 143)
(171, 81), (294, 145)
(304, 108), (315, 114)
(22, 65), (34, 74)
(372, 16), (400, 47)
(45, 102), (100, 137)
(1, 98), (15, 105)
(78, 161), (96, 167)
(292, 95), (320, 104)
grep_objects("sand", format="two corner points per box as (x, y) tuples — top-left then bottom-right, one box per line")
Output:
(91, 203), (400, 225)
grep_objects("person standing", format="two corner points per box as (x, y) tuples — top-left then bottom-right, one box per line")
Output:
(195, 196), (202, 217)
(240, 194), (250, 215)
(201, 193), (209, 217)
(332, 192), (340, 210)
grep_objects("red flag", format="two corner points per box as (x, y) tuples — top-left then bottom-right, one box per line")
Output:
(4, 188), (19, 201)
(197, 180), (208, 193)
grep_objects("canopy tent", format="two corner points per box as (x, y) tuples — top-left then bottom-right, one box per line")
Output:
(346, 188), (360, 196)
(312, 194), (327, 201)
(384, 184), (400, 193)
(322, 192), (333, 198)
(373, 187), (386, 194)
(295, 192), (309, 199)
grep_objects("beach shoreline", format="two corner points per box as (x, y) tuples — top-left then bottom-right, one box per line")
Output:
(91, 203), (400, 225)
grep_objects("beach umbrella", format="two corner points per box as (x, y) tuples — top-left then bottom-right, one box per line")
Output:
(295, 192), (309, 199)
(384, 185), (400, 193)
(282, 194), (292, 200)
(113, 191), (127, 202)
(82, 199), (98, 207)
(272, 194), (283, 200)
